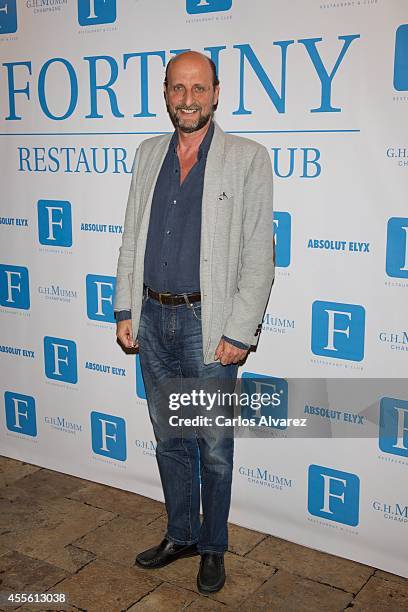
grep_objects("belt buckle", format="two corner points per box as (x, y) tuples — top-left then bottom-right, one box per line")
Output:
(158, 291), (171, 304)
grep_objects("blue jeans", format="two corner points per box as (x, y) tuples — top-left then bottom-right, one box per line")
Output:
(138, 291), (238, 554)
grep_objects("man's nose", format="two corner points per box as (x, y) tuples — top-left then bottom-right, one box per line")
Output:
(183, 88), (195, 107)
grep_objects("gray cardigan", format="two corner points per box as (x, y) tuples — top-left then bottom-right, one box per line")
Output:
(114, 121), (275, 364)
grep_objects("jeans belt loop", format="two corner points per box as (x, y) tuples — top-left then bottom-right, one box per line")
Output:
(182, 293), (192, 308)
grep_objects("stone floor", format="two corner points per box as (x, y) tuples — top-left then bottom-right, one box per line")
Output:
(0, 456), (407, 612)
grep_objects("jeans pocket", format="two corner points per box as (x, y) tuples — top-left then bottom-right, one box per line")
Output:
(141, 291), (150, 308)
(191, 302), (202, 322)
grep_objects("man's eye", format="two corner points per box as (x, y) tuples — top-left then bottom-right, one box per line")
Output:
(195, 86), (204, 92)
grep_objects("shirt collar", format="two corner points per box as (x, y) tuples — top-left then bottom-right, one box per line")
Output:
(170, 120), (215, 160)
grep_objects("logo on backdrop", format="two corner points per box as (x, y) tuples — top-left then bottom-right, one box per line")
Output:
(378, 329), (408, 353)
(80, 222), (123, 234)
(135, 438), (156, 457)
(238, 465), (293, 491)
(135, 354), (146, 400)
(379, 397), (408, 458)
(44, 415), (83, 435)
(386, 147), (408, 168)
(186, 0), (232, 14)
(43, 336), (78, 384)
(0, 0), (17, 34)
(38, 283), (78, 304)
(311, 300), (365, 362)
(0, 265), (30, 310)
(0, 216), (28, 228)
(86, 274), (116, 323)
(304, 403), (365, 427)
(5, 391), (37, 437)
(372, 499), (408, 524)
(394, 25), (408, 91)
(0, 344), (34, 359)
(307, 238), (370, 254)
(386, 217), (408, 279)
(241, 373), (288, 429)
(37, 200), (72, 247)
(4, 35), (360, 122)
(262, 312), (295, 335)
(308, 464), (360, 527)
(320, 1), (382, 11)
(273, 212), (291, 268)
(78, 0), (116, 26)
(85, 360), (126, 378)
(25, 0), (68, 15)
(19, 147), (131, 174)
(91, 411), (126, 461)
(272, 147), (321, 180)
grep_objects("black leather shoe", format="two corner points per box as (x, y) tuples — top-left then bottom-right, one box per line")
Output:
(135, 537), (199, 569)
(197, 553), (226, 594)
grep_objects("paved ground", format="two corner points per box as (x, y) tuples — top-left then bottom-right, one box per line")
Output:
(0, 456), (407, 611)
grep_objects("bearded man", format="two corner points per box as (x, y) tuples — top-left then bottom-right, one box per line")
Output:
(114, 50), (274, 594)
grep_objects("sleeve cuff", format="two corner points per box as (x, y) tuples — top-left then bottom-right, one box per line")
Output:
(222, 335), (250, 350)
(114, 310), (132, 322)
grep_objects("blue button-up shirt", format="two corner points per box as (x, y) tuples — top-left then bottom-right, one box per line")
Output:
(143, 120), (214, 293)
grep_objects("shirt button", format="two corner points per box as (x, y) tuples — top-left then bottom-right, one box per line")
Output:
(166, 230), (171, 235)
(163, 261), (167, 266)
(173, 200), (177, 204)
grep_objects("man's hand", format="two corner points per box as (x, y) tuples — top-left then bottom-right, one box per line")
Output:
(116, 319), (138, 349)
(215, 338), (248, 365)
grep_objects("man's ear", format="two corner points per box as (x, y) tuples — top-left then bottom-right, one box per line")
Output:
(213, 84), (220, 111)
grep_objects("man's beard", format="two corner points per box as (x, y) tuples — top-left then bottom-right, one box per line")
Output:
(168, 105), (213, 133)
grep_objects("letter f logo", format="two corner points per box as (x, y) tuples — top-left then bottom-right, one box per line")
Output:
(311, 300), (365, 361)
(186, 0), (232, 14)
(0, 1), (17, 34)
(78, 0), (116, 26)
(37, 199), (72, 247)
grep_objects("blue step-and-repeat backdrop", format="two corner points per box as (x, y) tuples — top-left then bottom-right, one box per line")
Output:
(1, 0), (407, 578)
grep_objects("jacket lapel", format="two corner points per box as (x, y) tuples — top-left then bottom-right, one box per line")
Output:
(201, 121), (226, 262)
(141, 134), (172, 217)
(135, 134), (172, 270)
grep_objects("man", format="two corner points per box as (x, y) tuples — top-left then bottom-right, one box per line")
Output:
(114, 50), (274, 595)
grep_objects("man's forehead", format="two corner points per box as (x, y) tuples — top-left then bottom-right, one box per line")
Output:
(167, 56), (213, 81)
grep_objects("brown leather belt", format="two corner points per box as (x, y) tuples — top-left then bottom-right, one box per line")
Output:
(146, 286), (201, 305)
